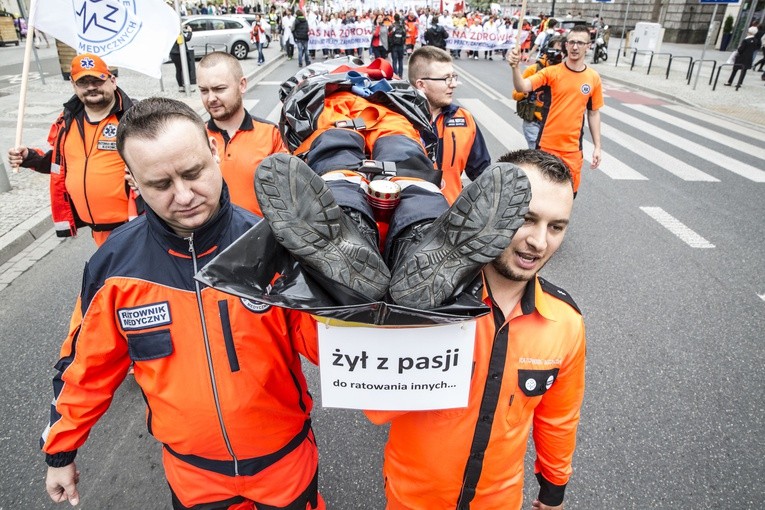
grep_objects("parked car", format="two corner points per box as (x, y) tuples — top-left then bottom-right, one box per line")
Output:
(230, 14), (271, 48)
(552, 17), (597, 42)
(181, 15), (255, 59)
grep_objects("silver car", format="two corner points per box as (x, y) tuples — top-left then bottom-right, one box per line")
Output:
(182, 15), (255, 60)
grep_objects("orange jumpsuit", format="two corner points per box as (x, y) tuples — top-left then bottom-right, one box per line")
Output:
(366, 275), (586, 509)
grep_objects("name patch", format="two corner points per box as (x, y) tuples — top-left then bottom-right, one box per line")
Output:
(445, 117), (468, 127)
(97, 140), (118, 151)
(118, 302), (172, 330)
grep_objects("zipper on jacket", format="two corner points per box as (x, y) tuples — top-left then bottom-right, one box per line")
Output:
(450, 131), (457, 167)
(188, 234), (240, 476)
(77, 117), (97, 224)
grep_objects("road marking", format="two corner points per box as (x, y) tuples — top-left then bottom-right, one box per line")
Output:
(639, 207), (715, 248)
(602, 122), (719, 181)
(244, 99), (259, 113)
(758, 293), (765, 302)
(662, 104), (765, 139)
(582, 137), (648, 180)
(266, 103), (281, 124)
(256, 81), (282, 85)
(624, 104), (765, 159)
(601, 105), (765, 182)
(459, 98), (528, 150)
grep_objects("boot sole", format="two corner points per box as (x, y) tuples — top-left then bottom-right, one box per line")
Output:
(255, 154), (390, 300)
(389, 164), (531, 309)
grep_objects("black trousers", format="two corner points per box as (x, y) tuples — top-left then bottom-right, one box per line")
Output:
(170, 49), (196, 87)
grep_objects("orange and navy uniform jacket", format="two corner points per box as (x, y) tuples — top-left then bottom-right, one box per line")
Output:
(207, 111), (287, 217)
(424, 103), (490, 204)
(40, 186), (320, 482)
(365, 275), (586, 509)
(20, 88), (137, 241)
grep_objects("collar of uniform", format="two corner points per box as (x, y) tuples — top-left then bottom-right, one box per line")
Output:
(206, 110), (254, 135)
(145, 182), (233, 254)
(482, 274), (557, 322)
(436, 102), (460, 122)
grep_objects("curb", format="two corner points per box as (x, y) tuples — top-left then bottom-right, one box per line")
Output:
(0, 52), (288, 268)
(0, 208), (53, 266)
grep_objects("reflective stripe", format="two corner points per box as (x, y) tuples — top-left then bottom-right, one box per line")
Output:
(51, 163), (61, 175)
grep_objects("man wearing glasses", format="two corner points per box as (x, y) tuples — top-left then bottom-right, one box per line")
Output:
(508, 26), (603, 196)
(7, 53), (138, 246)
(409, 46), (491, 204)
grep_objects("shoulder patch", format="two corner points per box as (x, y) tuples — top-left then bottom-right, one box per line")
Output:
(538, 277), (581, 314)
(241, 298), (272, 313)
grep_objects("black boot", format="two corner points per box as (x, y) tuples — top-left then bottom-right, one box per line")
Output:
(255, 154), (390, 300)
(388, 163), (531, 309)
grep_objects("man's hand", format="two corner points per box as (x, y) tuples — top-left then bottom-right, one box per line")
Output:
(532, 498), (563, 510)
(7, 146), (29, 169)
(45, 463), (80, 506)
(507, 47), (521, 68)
(590, 146), (602, 169)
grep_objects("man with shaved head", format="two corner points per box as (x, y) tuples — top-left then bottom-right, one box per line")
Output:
(197, 52), (287, 216)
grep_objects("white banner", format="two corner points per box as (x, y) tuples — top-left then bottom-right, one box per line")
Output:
(318, 321), (476, 410)
(445, 26), (528, 51)
(33, 0), (180, 79)
(308, 22), (373, 50)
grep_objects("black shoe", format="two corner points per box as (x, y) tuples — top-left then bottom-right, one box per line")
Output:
(255, 154), (390, 300)
(388, 163), (531, 309)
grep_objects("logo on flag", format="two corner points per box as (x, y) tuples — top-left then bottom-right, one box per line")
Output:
(74, 0), (141, 53)
(32, 0), (179, 79)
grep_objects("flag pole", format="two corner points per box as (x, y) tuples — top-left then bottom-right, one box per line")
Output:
(13, 0), (40, 173)
(517, 0), (528, 51)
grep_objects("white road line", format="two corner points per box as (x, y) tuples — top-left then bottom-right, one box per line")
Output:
(662, 104), (765, 139)
(458, 98), (528, 150)
(582, 138), (648, 180)
(455, 65), (515, 109)
(639, 207), (715, 248)
(256, 81), (283, 85)
(624, 104), (765, 159)
(266, 103), (282, 124)
(244, 99), (259, 113)
(758, 293), (765, 302)
(601, 105), (765, 182)
(602, 123), (719, 182)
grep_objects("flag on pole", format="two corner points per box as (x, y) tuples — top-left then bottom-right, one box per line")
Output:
(32, 0), (180, 79)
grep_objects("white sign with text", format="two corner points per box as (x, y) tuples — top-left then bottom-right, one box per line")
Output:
(318, 321), (476, 410)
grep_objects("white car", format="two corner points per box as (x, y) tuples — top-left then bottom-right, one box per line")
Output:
(182, 15), (255, 59)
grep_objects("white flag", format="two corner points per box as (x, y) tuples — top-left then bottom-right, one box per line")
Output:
(32, 0), (180, 79)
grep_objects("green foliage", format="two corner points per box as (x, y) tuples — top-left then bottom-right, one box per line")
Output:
(723, 15), (734, 34)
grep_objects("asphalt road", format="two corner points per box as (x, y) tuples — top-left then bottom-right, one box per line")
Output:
(1, 55), (763, 509)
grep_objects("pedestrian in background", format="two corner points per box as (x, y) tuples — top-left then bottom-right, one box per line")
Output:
(513, 36), (565, 149)
(7, 53), (137, 246)
(282, 9), (295, 60)
(725, 26), (762, 91)
(293, 9), (311, 67)
(170, 25), (195, 92)
(389, 13), (406, 76)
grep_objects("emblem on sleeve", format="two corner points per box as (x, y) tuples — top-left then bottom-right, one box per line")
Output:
(241, 298), (271, 313)
(117, 302), (172, 330)
(525, 378), (537, 391)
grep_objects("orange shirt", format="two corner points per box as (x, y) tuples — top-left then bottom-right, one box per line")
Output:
(366, 275), (586, 508)
(528, 63), (604, 152)
(207, 112), (287, 216)
(63, 115), (129, 227)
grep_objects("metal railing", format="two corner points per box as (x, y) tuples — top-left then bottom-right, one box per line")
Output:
(686, 59), (717, 85)
(712, 63), (737, 91)
(665, 55), (693, 80)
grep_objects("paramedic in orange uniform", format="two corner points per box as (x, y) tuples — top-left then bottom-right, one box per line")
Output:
(409, 46), (491, 204)
(366, 149), (586, 510)
(509, 25), (603, 195)
(197, 52), (287, 216)
(8, 53), (137, 246)
(41, 98), (324, 510)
